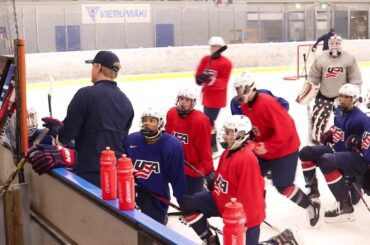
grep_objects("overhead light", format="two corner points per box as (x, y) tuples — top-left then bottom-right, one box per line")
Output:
(321, 3), (328, 9)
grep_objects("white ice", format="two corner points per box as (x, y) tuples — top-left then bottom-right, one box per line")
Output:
(27, 68), (370, 244)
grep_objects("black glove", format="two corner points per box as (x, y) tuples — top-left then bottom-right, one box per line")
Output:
(196, 72), (212, 86)
(204, 170), (215, 191)
(320, 131), (333, 145)
(345, 135), (362, 152)
(42, 117), (63, 136)
(27, 144), (75, 175)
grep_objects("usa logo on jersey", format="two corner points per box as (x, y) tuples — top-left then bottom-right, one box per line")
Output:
(173, 131), (189, 144)
(362, 132), (370, 150)
(134, 160), (160, 179)
(330, 126), (344, 143)
(325, 66), (344, 78)
(214, 174), (229, 195)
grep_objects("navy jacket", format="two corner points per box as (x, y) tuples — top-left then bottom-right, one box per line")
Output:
(58, 80), (134, 186)
(314, 32), (335, 51)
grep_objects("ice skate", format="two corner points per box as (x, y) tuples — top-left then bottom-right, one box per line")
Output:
(259, 228), (299, 245)
(324, 198), (355, 223)
(307, 199), (320, 226)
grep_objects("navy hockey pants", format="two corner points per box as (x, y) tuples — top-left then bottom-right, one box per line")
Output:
(136, 188), (168, 225)
(186, 175), (206, 195)
(258, 151), (299, 188)
(204, 107), (221, 127)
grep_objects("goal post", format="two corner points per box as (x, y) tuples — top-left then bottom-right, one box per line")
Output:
(283, 43), (323, 80)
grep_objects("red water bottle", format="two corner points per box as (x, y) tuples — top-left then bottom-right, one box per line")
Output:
(117, 154), (135, 210)
(100, 147), (117, 200)
(223, 198), (246, 245)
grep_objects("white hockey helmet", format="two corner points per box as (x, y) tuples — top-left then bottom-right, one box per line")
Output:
(176, 88), (197, 116)
(338, 83), (361, 108)
(140, 106), (165, 139)
(208, 36), (225, 47)
(234, 71), (256, 97)
(329, 34), (342, 57)
(27, 107), (38, 137)
(218, 115), (252, 150)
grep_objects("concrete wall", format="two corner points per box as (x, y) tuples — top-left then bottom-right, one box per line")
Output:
(26, 39), (370, 83)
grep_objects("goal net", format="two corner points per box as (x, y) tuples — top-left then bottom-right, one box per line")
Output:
(283, 43), (323, 80)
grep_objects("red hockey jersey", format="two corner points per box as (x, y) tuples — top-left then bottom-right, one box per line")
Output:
(195, 55), (232, 108)
(165, 107), (214, 177)
(211, 145), (266, 228)
(240, 93), (300, 159)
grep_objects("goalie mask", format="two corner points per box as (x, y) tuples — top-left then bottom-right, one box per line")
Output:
(140, 107), (165, 139)
(338, 83), (361, 109)
(176, 88), (197, 117)
(27, 107), (38, 137)
(218, 115), (252, 150)
(329, 35), (342, 57)
(234, 72), (256, 102)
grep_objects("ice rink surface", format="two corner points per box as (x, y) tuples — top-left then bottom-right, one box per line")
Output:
(28, 67), (370, 244)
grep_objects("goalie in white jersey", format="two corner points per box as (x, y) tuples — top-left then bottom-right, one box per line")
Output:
(296, 35), (362, 144)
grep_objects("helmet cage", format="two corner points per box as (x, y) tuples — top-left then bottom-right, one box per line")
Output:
(176, 88), (197, 116)
(329, 35), (342, 57)
(140, 107), (165, 139)
(218, 115), (252, 150)
(338, 84), (361, 108)
(234, 72), (256, 97)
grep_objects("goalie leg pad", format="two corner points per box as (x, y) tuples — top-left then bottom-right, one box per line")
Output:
(311, 96), (334, 142)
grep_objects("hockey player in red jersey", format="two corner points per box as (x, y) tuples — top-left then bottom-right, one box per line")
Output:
(195, 36), (232, 153)
(165, 88), (214, 195)
(180, 115), (265, 245)
(234, 72), (320, 227)
(296, 35), (362, 144)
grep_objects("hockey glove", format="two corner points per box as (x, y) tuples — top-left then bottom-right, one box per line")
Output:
(311, 46), (317, 52)
(27, 144), (75, 175)
(195, 73), (211, 86)
(320, 131), (333, 145)
(296, 80), (319, 105)
(204, 170), (215, 191)
(345, 135), (362, 153)
(42, 117), (63, 137)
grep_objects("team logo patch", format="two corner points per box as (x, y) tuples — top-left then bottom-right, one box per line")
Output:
(325, 66), (344, 78)
(362, 132), (370, 150)
(134, 159), (160, 179)
(331, 126), (344, 143)
(214, 174), (228, 195)
(173, 131), (189, 144)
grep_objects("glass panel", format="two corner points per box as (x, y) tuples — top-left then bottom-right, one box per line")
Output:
(334, 10), (348, 39)
(350, 10), (368, 39)
(288, 20), (304, 41)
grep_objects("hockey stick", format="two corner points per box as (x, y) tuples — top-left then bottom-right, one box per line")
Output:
(351, 181), (370, 213)
(48, 74), (54, 118)
(211, 45), (227, 60)
(135, 184), (223, 235)
(303, 53), (314, 144)
(206, 45), (228, 69)
(0, 127), (49, 198)
(185, 160), (205, 177)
